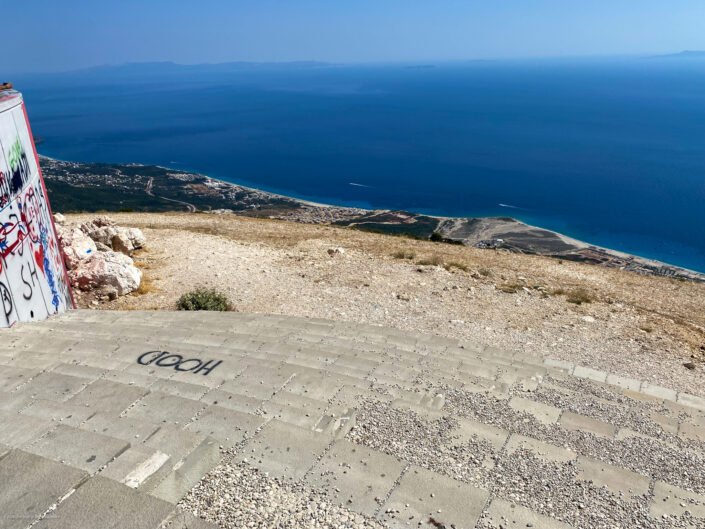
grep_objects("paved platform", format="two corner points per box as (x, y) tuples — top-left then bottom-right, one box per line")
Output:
(0, 310), (704, 528)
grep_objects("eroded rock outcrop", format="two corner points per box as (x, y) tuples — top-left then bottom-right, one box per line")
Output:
(79, 216), (146, 256)
(55, 214), (144, 300)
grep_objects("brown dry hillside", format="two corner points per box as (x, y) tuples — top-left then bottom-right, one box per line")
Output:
(67, 212), (705, 397)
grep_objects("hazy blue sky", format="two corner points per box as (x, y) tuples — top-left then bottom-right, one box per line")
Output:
(4, 0), (705, 73)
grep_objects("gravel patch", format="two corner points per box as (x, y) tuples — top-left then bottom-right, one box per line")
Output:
(489, 450), (703, 529)
(439, 385), (705, 493)
(348, 398), (705, 528)
(529, 383), (705, 453)
(179, 458), (387, 529)
(346, 399), (496, 485)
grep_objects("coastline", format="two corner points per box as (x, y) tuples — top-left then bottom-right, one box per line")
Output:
(39, 155), (705, 282)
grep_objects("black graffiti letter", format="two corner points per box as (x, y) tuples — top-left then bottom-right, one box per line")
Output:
(137, 351), (168, 365)
(20, 263), (34, 300)
(194, 359), (223, 376)
(0, 281), (13, 325)
(155, 354), (183, 368)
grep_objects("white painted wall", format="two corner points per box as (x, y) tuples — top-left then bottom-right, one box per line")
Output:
(0, 91), (73, 327)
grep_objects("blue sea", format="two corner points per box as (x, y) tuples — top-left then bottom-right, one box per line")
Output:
(14, 58), (705, 272)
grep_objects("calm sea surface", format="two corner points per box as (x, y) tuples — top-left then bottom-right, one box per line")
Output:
(15, 59), (705, 271)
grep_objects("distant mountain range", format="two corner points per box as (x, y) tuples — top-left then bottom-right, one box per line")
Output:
(12, 52), (705, 79)
(650, 50), (705, 59)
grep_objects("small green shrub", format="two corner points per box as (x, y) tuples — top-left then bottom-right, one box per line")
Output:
(430, 231), (463, 245)
(177, 288), (232, 311)
(478, 268), (492, 277)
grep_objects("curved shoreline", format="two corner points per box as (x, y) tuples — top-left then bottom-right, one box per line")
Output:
(38, 155), (705, 282)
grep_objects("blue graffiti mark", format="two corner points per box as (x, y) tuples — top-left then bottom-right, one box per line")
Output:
(39, 225), (61, 311)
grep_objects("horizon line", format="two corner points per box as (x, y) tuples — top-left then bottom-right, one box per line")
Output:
(9, 49), (705, 77)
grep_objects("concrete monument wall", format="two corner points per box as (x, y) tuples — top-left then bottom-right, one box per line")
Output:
(0, 90), (73, 326)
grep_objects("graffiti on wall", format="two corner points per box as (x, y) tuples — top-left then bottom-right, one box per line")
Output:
(0, 96), (72, 327)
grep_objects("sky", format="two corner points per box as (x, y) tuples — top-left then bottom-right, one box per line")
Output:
(3, 0), (705, 73)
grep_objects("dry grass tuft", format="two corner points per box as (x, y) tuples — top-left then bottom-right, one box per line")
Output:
(391, 250), (416, 260)
(416, 255), (444, 267)
(135, 275), (158, 296)
(565, 287), (595, 305)
(443, 261), (469, 272)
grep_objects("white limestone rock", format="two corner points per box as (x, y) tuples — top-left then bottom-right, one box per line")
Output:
(69, 250), (142, 296)
(80, 216), (146, 255)
(58, 226), (97, 270)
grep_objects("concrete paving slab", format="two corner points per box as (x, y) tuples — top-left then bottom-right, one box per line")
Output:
(0, 450), (87, 529)
(605, 373), (641, 392)
(623, 388), (662, 403)
(220, 372), (289, 400)
(649, 410), (680, 435)
(0, 411), (53, 448)
(27, 424), (130, 474)
(508, 396), (561, 425)
(576, 456), (651, 496)
(125, 391), (206, 426)
(0, 365), (38, 391)
(371, 362), (421, 383)
(650, 481), (705, 522)
(185, 405), (264, 447)
(20, 398), (97, 427)
(305, 439), (405, 516)
(6, 352), (59, 372)
(201, 388), (263, 414)
(485, 498), (571, 529)
(67, 379), (147, 414)
(505, 434), (577, 463)
(150, 378), (210, 400)
(330, 356), (378, 376)
(678, 393), (705, 412)
(285, 369), (361, 400)
(81, 412), (161, 442)
(51, 363), (105, 380)
(161, 510), (220, 529)
(573, 365), (607, 383)
(16, 372), (88, 402)
(679, 422), (705, 443)
(543, 359), (574, 373)
(641, 382), (677, 401)
(168, 367), (228, 388)
(452, 417), (508, 451)
(0, 388), (36, 412)
(313, 408), (356, 438)
(102, 367), (157, 388)
(261, 390), (329, 428)
(34, 475), (174, 529)
(559, 411), (616, 438)
(101, 445), (170, 488)
(143, 426), (205, 465)
(238, 419), (331, 481)
(379, 465), (489, 529)
(150, 438), (222, 504)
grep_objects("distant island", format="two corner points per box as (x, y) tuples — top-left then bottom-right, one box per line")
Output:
(40, 156), (705, 283)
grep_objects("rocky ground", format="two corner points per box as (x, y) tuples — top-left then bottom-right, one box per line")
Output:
(63, 211), (705, 397)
